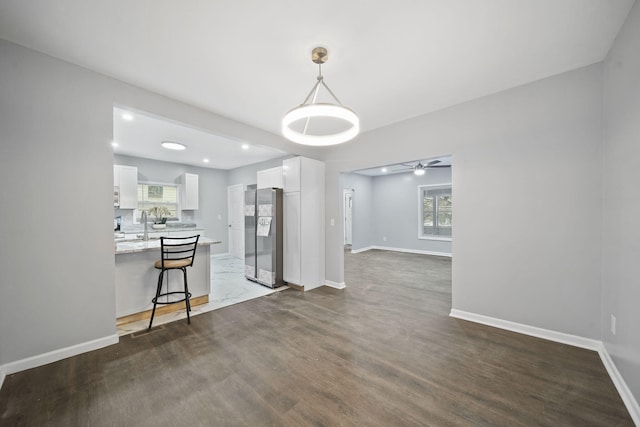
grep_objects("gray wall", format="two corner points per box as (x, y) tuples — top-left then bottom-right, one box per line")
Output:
(602, 1), (640, 402)
(0, 39), (117, 364)
(0, 38), (319, 369)
(114, 154), (228, 254)
(371, 167), (452, 255)
(323, 63), (603, 340)
(342, 168), (453, 255)
(341, 173), (374, 251)
(2, 27), (639, 406)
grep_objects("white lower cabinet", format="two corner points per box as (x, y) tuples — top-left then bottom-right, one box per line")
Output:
(282, 156), (325, 290)
(284, 192), (301, 284)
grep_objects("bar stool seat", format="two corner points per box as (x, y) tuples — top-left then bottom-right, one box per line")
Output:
(148, 235), (200, 329)
(153, 258), (192, 269)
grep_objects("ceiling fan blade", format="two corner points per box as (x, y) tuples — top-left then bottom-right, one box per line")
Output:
(426, 160), (441, 166)
(427, 164), (451, 168)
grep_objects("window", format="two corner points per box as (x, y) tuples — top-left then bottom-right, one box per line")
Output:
(419, 184), (452, 239)
(136, 183), (179, 222)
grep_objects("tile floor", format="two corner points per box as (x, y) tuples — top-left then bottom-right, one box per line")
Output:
(117, 254), (287, 335)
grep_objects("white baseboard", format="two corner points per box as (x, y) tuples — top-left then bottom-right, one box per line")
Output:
(350, 246), (375, 254)
(369, 245), (452, 258)
(449, 309), (600, 350)
(325, 280), (346, 289)
(0, 367), (5, 391)
(598, 343), (640, 425)
(450, 309), (639, 423)
(0, 334), (119, 381)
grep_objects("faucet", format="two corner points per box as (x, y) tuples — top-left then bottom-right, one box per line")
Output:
(141, 211), (149, 241)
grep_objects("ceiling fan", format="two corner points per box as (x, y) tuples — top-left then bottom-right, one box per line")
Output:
(402, 159), (451, 176)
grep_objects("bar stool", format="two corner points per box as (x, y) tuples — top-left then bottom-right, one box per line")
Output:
(148, 235), (200, 329)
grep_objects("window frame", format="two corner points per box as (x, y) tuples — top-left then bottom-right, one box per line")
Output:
(417, 183), (452, 241)
(133, 181), (181, 224)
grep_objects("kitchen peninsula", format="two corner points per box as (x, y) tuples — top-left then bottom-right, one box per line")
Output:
(115, 235), (221, 323)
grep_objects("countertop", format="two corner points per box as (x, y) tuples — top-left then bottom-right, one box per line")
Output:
(115, 225), (204, 238)
(115, 236), (221, 254)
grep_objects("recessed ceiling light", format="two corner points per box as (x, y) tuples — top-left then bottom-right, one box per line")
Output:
(381, 167), (387, 173)
(241, 144), (250, 150)
(203, 158), (210, 163)
(161, 141), (186, 151)
(121, 113), (134, 121)
(111, 141), (119, 148)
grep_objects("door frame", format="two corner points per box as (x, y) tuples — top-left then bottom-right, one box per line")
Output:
(227, 184), (245, 259)
(343, 189), (353, 246)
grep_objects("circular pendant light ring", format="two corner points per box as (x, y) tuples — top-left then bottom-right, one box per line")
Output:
(282, 103), (360, 146)
(282, 47), (359, 146)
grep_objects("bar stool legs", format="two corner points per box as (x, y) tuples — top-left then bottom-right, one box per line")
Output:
(148, 235), (200, 330)
(148, 267), (192, 330)
(183, 267), (192, 321)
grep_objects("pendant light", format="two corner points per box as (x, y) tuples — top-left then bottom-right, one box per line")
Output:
(282, 47), (359, 146)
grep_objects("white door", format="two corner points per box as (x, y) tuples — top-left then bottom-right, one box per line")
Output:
(227, 184), (245, 259)
(344, 190), (353, 245)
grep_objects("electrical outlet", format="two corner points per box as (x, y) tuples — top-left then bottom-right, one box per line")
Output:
(611, 315), (616, 335)
(383, 236), (387, 242)
(330, 218), (335, 226)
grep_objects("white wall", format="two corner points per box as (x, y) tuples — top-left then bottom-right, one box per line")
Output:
(602, 0), (640, 403)
(0, 38), (319, 370)
(323, 63), (603, 339)
(114, 154), (229, 254)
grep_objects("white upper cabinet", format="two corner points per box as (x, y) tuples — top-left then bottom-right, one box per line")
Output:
(181, 173), (199, 210)
(257, 166), (283, 189)
(283, 157), (301, 193)
(114, 165), (138, 209)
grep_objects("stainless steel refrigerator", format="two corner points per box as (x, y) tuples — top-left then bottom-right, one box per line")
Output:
(244, 187), (284, 288)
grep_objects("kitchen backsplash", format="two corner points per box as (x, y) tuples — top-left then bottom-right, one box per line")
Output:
(114, 208), (197, 230)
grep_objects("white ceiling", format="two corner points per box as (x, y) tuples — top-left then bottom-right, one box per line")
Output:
(113, 107), (286, 169)
(0, 0), (634, 144)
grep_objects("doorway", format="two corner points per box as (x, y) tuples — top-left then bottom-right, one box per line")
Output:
(227, 184), (244, 259)
(344, 189), (353, 248)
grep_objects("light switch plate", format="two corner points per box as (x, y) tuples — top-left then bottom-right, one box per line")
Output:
(611, 314), (616, 335)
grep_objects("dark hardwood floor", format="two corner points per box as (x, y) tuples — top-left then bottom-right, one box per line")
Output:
(0, 250), (633, 426)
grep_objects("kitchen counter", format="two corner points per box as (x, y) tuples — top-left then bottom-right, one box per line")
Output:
(115, 236), (220, 254)
(114, 226), (205, 242)
(115, 236), (221, 318)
